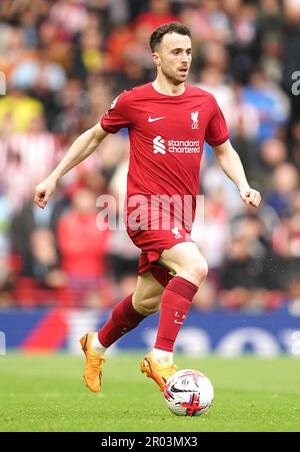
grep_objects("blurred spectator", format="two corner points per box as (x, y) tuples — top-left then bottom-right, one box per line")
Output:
(254, 138), (288, 194)
(57, 188), (111, 307)
(241, 68), (289, 142)
(112, 51), (153, 93)
(200, 42), (229, 74)
(219, 234), (269, 311)
(80, 80), (111, 129)
(219, 236), (255, 285)
(201, 162), (243, 218)
(197, 67), (235, 126)
(270, 210), (300, 309)
(10, 46), (66, 92)
(29, 228), (65, 288)
(49, 0), (89, 37)
(124, 22), (156, 71)
(10, 189), (66, 276)
(105, 25), (134, 71)
(1, 113), (62, 212)
(53, 79), (88, 133)
(179, 0), (232, 46)
(36, 19), (71, 72)
(265, 162), (299, 217)
(0, 87), (44, 132)
(77, 27), (104, 77)
(191, 193), (229, 283)
(134, 0), (179, 30)
(0, 25), (37, 79)
(258, 0), (284, 82)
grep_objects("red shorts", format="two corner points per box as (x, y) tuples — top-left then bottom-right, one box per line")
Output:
(127, 227), (193, 287)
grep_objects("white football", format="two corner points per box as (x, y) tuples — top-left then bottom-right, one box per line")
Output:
(163, 369), (214, 416)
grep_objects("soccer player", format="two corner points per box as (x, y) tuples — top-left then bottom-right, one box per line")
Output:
(35, 23), (261, 393)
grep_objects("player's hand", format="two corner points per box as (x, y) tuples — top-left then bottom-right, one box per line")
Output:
(239, 187), (262, 208)
(34, 176), (57, 209)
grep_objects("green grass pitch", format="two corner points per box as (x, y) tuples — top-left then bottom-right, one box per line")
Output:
(0, 353), (299, 432)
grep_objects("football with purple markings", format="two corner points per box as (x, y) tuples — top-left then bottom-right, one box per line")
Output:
(163, 369), (214, 416)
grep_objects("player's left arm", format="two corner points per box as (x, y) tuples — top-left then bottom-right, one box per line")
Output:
(212, 139), (262, 208)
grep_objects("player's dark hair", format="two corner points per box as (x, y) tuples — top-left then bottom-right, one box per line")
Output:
(150, 22), (191, 52)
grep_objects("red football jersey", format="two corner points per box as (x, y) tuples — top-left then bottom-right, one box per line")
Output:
(100, 82), (229, 229)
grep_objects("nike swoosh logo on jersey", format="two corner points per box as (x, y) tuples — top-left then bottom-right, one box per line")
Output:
(148, 116), (165, 122)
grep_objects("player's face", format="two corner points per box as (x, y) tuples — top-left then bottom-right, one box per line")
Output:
(153, 33), (192, 85)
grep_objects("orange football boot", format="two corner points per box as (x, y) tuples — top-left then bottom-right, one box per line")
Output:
(140, 352), (177, 391)
(80, 332), (106, 393)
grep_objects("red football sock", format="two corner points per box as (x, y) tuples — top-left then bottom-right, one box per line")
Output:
(154, 276), (198, 353)
(98, 294), (145, 348)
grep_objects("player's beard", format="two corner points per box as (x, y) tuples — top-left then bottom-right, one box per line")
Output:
(160, 64), (189, 86)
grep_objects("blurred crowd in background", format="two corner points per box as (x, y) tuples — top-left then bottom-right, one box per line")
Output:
(0, 0), (300, 313)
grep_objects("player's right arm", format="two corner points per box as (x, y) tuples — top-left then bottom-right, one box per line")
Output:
(34, 123), (108, 209)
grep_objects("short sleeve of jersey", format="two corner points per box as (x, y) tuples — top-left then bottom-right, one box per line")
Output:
(205, 96), (229, 146)
(100, 91), (131, 134)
